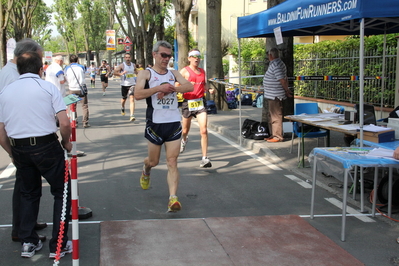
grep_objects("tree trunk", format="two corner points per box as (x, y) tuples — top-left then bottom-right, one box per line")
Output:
(206, 0), (226, 110)
(173, 0), (192, 70)
(136, 34), (145, 66)
(0, 33), (6, 67)
(262, 0), (294, 127)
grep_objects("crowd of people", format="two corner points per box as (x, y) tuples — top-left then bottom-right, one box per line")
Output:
(5, 38), (398, 261)
(0, 38), (214, 260)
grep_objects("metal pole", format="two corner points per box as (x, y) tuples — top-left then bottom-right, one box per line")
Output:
(380, 29), (387, 119)
(70, 103), (80, 266)
(394, 36), (399, 108)
(359, 18), (365, 147)
(238, 38), (242, 146)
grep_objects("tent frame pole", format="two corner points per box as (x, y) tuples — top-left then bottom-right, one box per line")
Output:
(238, 38), (242, 146)
(359, 18), (365, 147)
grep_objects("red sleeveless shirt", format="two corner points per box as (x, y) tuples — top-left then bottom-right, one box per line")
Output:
(183, 66), (206, 100)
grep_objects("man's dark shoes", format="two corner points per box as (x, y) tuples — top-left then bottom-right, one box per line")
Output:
(34, 222), (47, 230)
(12, 234), (47, 242)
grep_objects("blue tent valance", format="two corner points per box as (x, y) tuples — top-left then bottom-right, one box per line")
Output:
(237, 0), (399, 38)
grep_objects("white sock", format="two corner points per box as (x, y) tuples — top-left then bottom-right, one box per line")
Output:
(143, 165), (150, 175)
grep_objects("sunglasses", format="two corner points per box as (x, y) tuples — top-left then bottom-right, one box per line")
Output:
(190, 55), (202, 59)
(158, 52), (172, 58)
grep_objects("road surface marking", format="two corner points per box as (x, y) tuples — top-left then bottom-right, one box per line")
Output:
(324, 197), (375, 222)
(0, 163), (15, 179)
(285, 175), (312, 188)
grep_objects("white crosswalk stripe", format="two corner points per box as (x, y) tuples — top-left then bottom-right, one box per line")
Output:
(325, 197), (376, 222)
(285, 174), (312, 188)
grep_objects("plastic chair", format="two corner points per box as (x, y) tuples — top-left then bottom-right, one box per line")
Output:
(290, 103), (328, 161)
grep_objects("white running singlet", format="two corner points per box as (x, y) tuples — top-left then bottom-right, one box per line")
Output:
(146, 68), (180, 124)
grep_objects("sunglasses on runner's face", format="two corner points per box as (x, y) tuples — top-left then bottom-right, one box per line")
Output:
(190, 55), (202, 59)
(158, 53), (172, 58)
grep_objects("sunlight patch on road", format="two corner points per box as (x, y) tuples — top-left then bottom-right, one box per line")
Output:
(0, 163), (15, 179)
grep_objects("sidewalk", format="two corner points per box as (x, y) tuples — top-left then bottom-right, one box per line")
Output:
(206, 104), (327, 173)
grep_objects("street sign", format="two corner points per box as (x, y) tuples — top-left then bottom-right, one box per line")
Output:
(124, 45), (131, 52)
(124, 36), (132, 45)
(117, 38), (124, 45)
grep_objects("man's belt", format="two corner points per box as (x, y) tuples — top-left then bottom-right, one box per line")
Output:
(9, 133), (58, 147)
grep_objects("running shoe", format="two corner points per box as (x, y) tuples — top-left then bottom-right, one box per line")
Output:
(103, 92), (106, 96)
(180, 138), (188, 153)
(168, 196), (182, 212)
(49, 240), (73, 259)
(200, 157), (212, 168)
(130, 116), (135, 122)
(140, 168), (150, 190)
(121, 108), (125, 116)
(21, 240), (43, 258)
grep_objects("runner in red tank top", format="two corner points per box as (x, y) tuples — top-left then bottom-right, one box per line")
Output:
(179, 49), (212, 168)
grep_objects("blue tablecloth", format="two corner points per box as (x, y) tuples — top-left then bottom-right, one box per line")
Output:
(312, 147), (399, 169)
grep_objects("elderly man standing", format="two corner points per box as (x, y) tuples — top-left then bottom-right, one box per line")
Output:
(0, 51), (73, 259)
(65, 54), (90, 128)
(46, 55), (66, 97)
(263, 48), (292, 143)
(0, 38), (48, 243)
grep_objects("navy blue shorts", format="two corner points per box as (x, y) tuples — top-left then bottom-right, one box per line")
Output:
(144, 121), (182, 145)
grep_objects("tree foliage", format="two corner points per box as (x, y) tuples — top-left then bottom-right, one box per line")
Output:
(31, 1), (53, 47)
(110, 0), (172, 66)
(77, 0), (109, 65)
(229, 39), (266, 85)
(1, 0), (52, 66)
(164, 24), (196, 51)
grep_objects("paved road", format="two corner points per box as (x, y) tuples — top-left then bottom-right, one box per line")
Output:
(0, 77), (398, 265)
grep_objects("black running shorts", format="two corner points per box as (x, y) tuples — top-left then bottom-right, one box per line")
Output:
(144, 121), (182, 145)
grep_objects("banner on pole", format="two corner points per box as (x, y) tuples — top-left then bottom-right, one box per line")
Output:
(44, 51), (52, 61)
(106, 30), (116, 50)
(6, 38), (16, 61)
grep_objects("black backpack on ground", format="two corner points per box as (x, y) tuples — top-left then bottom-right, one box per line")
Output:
(241, 94), (253, 105)
(207, 100), (217, 114)
(241, 119), (269, 140)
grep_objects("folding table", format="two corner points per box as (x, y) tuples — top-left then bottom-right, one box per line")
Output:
(310, 147), (399, 241)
